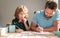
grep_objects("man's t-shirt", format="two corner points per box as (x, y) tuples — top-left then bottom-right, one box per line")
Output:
(32, 9), (60, 28)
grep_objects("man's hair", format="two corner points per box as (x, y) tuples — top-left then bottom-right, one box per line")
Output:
(45, 1), (57, 10)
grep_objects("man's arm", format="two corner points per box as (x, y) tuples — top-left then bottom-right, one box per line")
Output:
(43, 20), (58, 32)
(30, 21), (43, 32)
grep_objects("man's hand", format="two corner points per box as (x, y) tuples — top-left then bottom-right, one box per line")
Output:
(30, 22), (43, 32)
(36, 27), (43, 32)
(38, 27), (43, 32)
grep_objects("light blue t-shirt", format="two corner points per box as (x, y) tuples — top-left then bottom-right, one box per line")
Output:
(32, 9), (60, 28)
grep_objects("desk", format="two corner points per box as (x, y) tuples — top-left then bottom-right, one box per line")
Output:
(0, 31), (60, 38)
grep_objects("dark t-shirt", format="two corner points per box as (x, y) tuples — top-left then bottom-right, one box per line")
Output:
(12, 18), (29, 31)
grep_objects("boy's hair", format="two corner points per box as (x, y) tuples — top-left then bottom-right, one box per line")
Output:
(45, 1), (57, 10)
(14, 5), (28, 19)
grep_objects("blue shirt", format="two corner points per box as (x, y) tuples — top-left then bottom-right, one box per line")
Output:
(32, 9), (60, 28)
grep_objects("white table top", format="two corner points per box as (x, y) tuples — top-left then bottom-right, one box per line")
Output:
(0, 31), (60, 38)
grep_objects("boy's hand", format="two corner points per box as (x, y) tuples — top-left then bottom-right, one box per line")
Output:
(16, 29), (24, 33)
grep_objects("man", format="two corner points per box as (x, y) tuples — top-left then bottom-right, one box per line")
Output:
(30, 1), (60, 32)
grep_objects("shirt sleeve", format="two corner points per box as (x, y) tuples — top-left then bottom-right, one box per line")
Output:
(12, 19), (18, 29)
(32, 13), (38, 25)
(56, 10), (60, 20)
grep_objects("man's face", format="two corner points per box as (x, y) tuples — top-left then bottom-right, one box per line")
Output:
(44, 7), (55, 18)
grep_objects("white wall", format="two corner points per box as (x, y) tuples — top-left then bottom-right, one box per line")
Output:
(0, 0), (46, 25)
(58, 0), (60, 9)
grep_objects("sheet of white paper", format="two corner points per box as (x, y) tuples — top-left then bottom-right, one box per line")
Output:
(34, 32), (51, 34)
(20, 31), (52, 35)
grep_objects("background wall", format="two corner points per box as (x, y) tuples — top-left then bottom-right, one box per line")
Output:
(0, 0), (46, 25)
(58, 0), (60, 9)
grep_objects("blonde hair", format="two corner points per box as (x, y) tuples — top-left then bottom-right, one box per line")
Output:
(14, 5), (28, 19)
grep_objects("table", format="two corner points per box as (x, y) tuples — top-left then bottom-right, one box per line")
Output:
(0, 31), (60, 38)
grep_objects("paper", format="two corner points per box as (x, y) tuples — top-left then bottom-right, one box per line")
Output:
(34, 32), (51, 34)
(20, 31), (52, 35)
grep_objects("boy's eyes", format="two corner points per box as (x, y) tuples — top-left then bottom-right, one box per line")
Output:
(19, 14), (27, 16)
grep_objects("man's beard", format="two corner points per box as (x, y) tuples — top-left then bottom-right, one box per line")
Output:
(44, 13), (52, 19)
(45, 15), (52, 18)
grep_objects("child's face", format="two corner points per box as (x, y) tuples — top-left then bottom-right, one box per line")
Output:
(18, 11), (28, 19)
